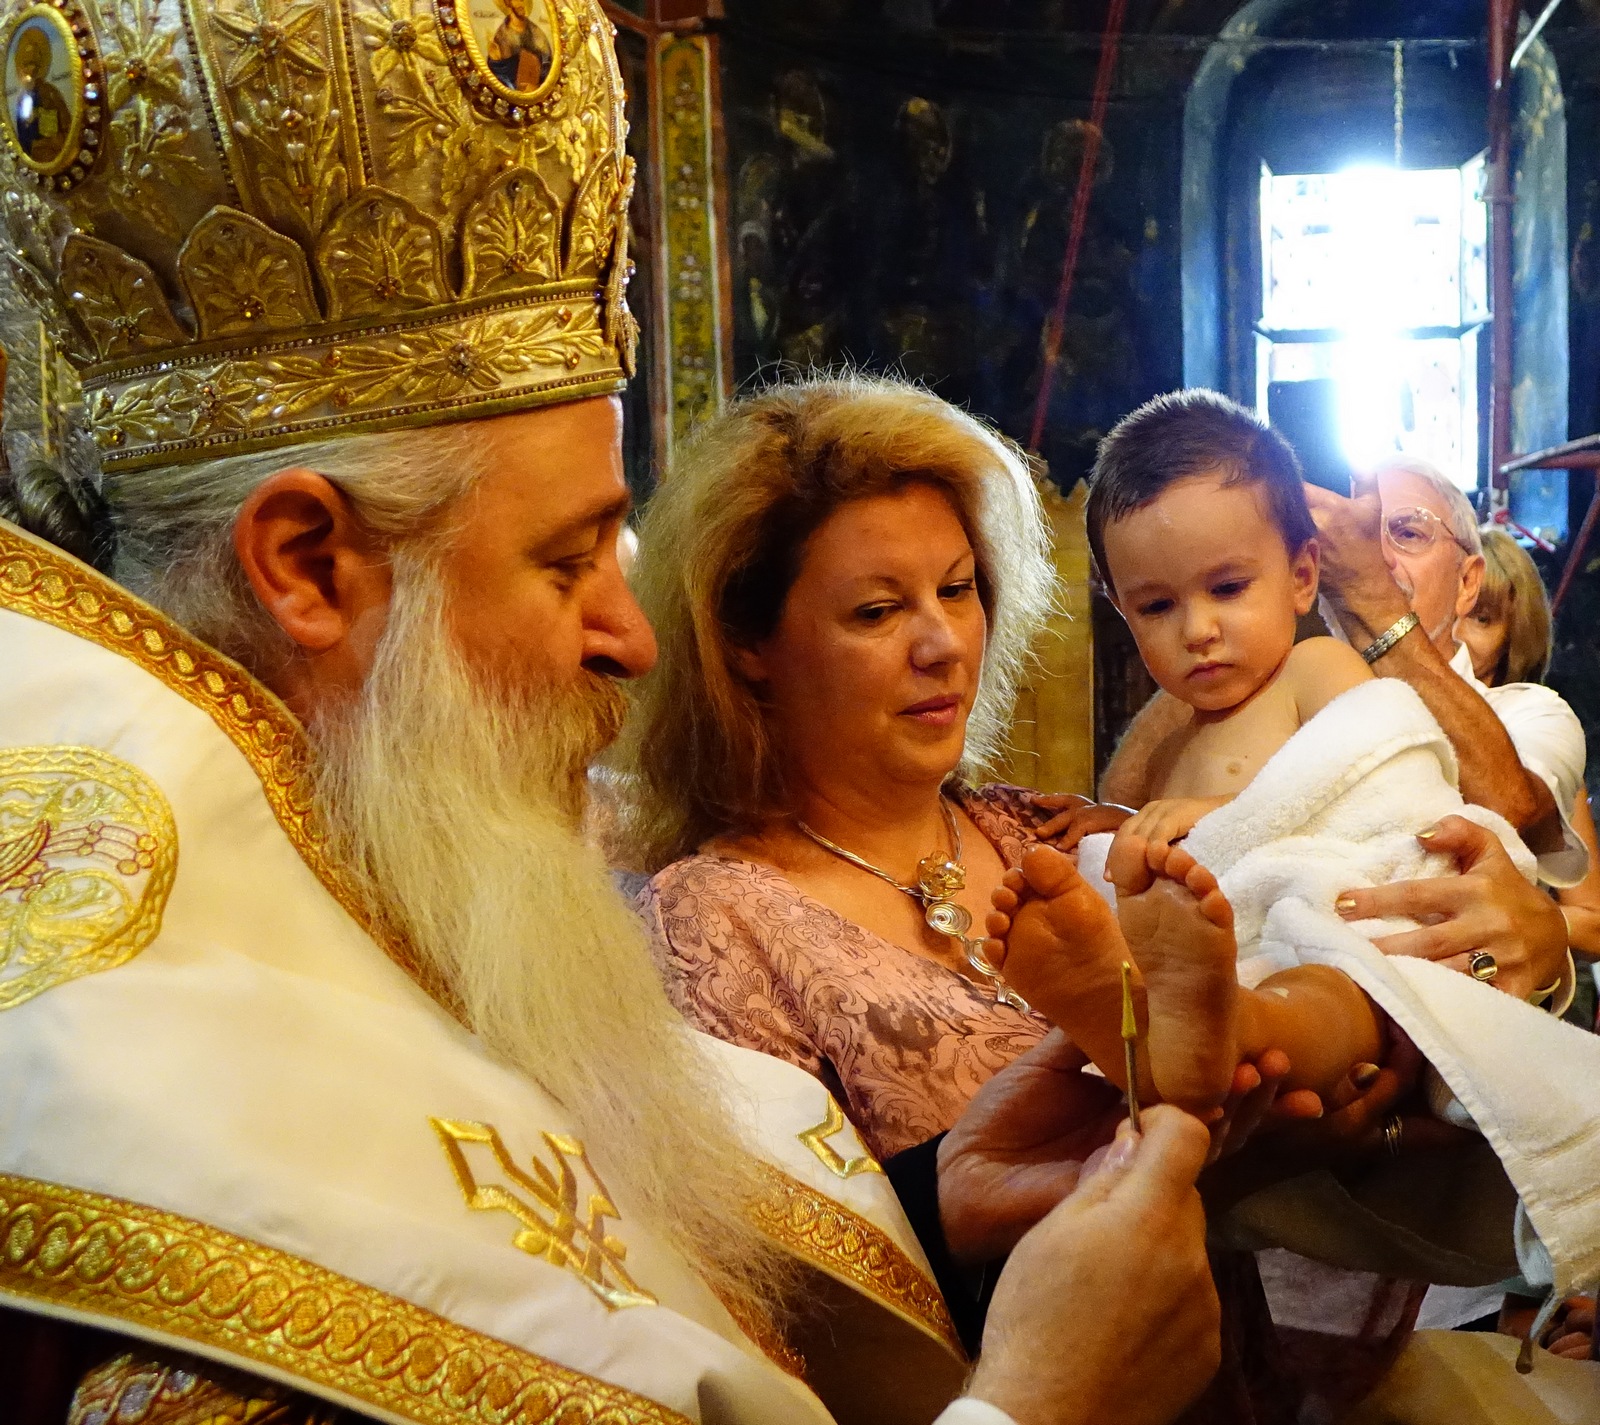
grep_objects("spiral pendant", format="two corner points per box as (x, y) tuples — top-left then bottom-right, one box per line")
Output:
(924, 898), (973, 937)
(964, 938), (1031, 1013)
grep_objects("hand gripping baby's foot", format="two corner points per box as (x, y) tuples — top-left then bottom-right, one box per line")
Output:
(985, 844), (1149, 1092)
(1116, 843), (1239, 1115)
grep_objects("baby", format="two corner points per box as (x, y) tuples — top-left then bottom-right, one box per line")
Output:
(986, 390), (1389, 1114)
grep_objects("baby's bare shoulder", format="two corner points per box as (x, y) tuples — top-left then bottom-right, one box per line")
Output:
(1286, 634), (1370, 675)
(1284, 636), (1374, 718)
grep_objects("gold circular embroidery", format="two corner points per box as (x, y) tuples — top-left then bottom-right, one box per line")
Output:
(0, 745), (176, 1010)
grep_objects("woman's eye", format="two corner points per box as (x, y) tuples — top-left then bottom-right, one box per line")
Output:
(856, 603), (896, 623)
(939, 579), (977, 600)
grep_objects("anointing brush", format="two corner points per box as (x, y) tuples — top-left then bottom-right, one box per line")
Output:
(1120, 960), (1141, 1134)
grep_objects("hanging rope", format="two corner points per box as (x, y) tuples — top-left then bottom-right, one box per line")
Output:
(1027, 0), (1129, 456)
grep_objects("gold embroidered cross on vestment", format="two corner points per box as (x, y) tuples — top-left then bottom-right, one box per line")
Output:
(430, 1118), (658, 1310)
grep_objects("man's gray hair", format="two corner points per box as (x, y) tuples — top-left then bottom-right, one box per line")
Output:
(1373, 456), (1483, 556)
(107, 423), (490, 674)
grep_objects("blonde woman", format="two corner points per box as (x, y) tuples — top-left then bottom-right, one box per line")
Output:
(619, 375), (1063, 1160)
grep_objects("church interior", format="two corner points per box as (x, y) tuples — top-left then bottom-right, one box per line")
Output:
(611, 0), (1600, 792)
(4, 1), (1600, 1420)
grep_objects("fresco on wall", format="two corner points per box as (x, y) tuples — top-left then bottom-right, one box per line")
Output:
(721, 10), (1180, 491)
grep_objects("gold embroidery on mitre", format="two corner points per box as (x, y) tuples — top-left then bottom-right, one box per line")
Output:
(797, 1097), (885, 1180)
(0, 1172), (690, 1425)
(430, 1118), (657, 1311)
(0, 0), (637, 471)
(0, 745), (176, 1011)
(70, 1347), (342, 1425)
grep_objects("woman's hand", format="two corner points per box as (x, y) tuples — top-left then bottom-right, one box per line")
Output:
(1208, 1049), (1324, 1163)
(1034, 795), (1134, 851)
(965, 1106), (1221, 1425)
(937, 1030), (1126, 1264)
(1544, 1297), (1597, 1361)
(1201, 1032), (1474, 1210)
(1333, 815), (1568, 1001)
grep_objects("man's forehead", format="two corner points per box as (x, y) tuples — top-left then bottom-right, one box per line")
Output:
(1376, 467), (1448, 519)
(473, 397), (626, 519)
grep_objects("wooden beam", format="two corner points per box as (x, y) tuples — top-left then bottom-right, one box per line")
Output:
(657, 0), (721, 22)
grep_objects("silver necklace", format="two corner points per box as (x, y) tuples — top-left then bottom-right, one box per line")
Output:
(796, 798), (1029, 1011)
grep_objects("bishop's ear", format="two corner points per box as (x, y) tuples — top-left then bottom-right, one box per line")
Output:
(232, 468), (392, 659)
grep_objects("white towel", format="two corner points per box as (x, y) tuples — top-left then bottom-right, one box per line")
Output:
(1077, 678), (1600, 1294)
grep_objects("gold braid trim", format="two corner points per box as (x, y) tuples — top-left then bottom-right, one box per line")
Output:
(0, 519), (449, 1007)
(752, 1168), (962, 1360)
(1, 1173), (690, 1425)
(71, 1346), (347, 1425)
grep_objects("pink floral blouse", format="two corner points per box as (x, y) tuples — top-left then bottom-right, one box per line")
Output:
(638, 785), (1060, 1159)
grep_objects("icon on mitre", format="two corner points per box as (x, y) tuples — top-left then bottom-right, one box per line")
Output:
(472, 0), (554, 95)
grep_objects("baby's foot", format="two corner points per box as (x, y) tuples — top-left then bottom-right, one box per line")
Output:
(1116, 839), (1239, 1114)
(985, 844), (1148, 1092)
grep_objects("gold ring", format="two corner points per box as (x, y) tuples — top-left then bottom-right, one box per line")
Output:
(1468, 950), (1499, 983)
(1382, 1114), (1403, 1159)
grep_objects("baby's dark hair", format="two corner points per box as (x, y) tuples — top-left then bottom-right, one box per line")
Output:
(1086, 389), (1316, 595)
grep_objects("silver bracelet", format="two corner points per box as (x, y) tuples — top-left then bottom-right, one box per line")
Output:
(1360, 611), (1420, 664)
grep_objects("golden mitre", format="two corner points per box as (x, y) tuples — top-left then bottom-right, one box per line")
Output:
(0, 0), (636, 472)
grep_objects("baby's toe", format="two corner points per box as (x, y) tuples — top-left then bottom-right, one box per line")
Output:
(1018, 843), (1078, 897)
(1197, 887), (1235, 931)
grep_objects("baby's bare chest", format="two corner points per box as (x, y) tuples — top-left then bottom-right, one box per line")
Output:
(1155, 689), (1304, 799)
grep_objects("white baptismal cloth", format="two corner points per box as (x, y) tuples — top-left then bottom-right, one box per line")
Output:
(1081, 678), (1600, 1295)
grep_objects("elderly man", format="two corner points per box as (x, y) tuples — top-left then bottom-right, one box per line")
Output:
(0, 4), (1223, 1424)
(1308, 458), (1587, 892)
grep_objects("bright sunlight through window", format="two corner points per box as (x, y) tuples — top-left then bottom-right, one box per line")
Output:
(1257, 161), (1488, 491)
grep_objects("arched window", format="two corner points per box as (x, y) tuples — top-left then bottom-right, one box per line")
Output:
(1182, 0), (1567, 537)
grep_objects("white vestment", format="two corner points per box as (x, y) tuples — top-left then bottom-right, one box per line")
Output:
(0, 520), (969, 1425)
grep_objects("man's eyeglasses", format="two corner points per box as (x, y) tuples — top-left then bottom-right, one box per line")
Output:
(1382, 506), (1475, 557)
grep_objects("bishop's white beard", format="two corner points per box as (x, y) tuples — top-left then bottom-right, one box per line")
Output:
(309, 552), (788, 1323)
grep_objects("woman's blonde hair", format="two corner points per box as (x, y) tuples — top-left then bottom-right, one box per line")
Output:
(618, 374), (1057, 872)
(1475, 526), (1553, 685)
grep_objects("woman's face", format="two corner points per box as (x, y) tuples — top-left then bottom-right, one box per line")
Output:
(1456, 601), (1509, 686)
(742, 483), (988, 798)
